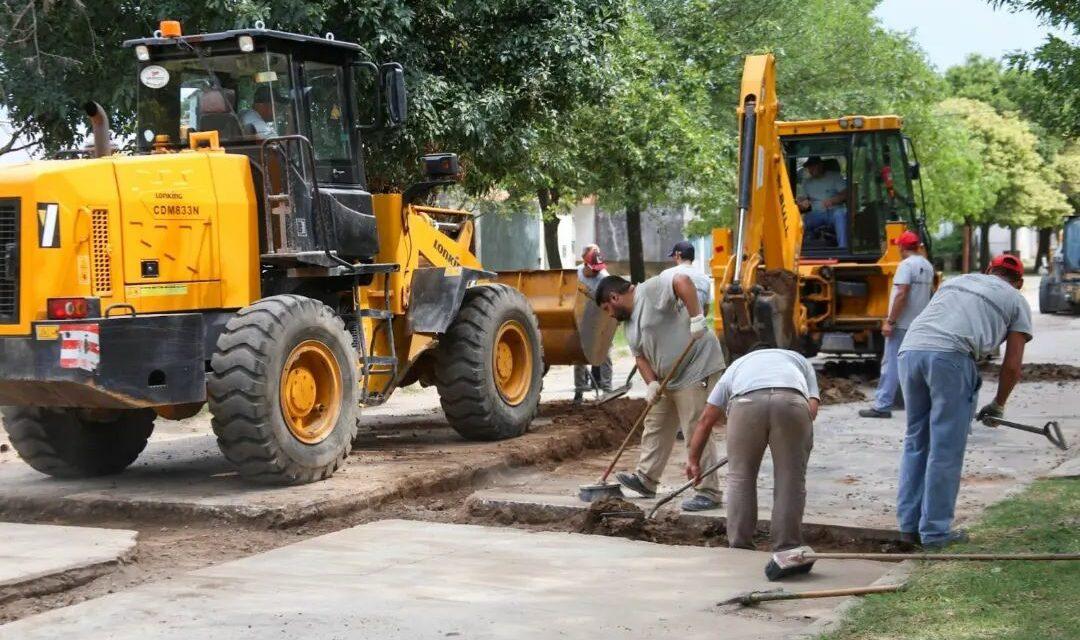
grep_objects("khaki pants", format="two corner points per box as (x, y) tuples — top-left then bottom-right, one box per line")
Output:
(726, 388), (814, 551)
(635, 371), (723, 501)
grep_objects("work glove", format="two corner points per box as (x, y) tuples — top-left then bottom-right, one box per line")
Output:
(689, 314), (707, 340)
(645, 380), (662, 405)
(976, 401), (1005, 425)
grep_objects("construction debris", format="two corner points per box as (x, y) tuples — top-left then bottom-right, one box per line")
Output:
(980, 362), (1080, 382)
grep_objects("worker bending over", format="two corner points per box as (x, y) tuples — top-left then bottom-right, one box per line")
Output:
(686, 347), (819, 550)
(595, 272), (727, 511)
(574, 245), (613, 403)
(895, 254), (1032, 549)
(860, 231), (935, 418)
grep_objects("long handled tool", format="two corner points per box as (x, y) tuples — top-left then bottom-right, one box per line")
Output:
(578, 341), (696, 502)
(597, 365), (638, 405)
(645, 457), (728, 519)
(983, 416), (1068, 450)
(766, 545), (1080, 581)
(719, 584), (906, 607)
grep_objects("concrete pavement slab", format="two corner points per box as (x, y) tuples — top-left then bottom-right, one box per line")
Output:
(0, 519), (894, 639)
(1044, 455), (1080, 478)
(0, 523), (136, 603)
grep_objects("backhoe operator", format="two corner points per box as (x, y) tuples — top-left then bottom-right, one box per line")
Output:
(797, 156), (849, 250)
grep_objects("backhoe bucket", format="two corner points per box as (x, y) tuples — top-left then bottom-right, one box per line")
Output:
(496, 270), (617, 366)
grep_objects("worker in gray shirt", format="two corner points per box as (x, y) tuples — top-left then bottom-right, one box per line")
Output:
(896, 254), (1033, 549)
(574, 245), (612, 403)
(686, 347), (819, 550)
(861, 231), (935, 418)
(595, 272), (727, 511)
(663, 240), (711, 312)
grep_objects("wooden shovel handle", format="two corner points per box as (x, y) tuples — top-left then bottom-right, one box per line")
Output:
(743, 583), (905, 604)
(598, 339), (698, 484)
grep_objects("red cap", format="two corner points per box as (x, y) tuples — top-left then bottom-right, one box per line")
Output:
(989, 253), (1024, 277)
(584, 247), (607, 271)
(891, 230), (921, 249)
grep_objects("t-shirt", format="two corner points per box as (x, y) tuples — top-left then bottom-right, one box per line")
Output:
(891, 254), (935, 329)
(799, 171), (847, 213)
(899, 274), (1033, 360)
(663, 263), (712, 311)
(625, 270), (726, 390)
(706, 348), (819, 412)
(576, 265), (609, 297)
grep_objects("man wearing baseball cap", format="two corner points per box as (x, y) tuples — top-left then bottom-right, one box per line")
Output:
(893, 253), (1032, 549)
(860, 231), (934, 418)
(665, 240), (711, 312)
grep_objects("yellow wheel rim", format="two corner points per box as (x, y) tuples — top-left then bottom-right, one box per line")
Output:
(279, 340), (342, 444)
(493, 320), (532, 406)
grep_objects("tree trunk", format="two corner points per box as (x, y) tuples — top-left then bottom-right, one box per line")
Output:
(537, 188), (562, 270)
(978, 221), (991, 271)
(1036, 227), (1052, 272)
(1008, 226), (1018, 253)
(962, 219), (972, 272)
(626, 198), (646, 283)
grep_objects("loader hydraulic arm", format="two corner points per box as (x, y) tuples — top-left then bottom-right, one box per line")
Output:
(718, 54), (804, 357)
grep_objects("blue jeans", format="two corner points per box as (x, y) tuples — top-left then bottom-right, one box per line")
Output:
(896, 350), (981, 544)
(804, 207), (848, 248)
(872, 328), (906, 411)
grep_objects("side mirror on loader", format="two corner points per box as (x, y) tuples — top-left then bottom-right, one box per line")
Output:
(383, 63), (407, 127)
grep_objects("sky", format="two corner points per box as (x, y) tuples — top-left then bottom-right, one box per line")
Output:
(874, 0), (1070, 71)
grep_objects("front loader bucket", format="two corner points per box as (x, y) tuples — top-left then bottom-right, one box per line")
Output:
(496, 270), (617, 366)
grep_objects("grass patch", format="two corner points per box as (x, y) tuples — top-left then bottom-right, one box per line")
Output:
(821, 478), (1080, 640)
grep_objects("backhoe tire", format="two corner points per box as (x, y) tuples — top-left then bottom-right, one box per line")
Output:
(1, 407), (155, 478)
(208, 295), (358, 485)
(435, 284), (543, 441)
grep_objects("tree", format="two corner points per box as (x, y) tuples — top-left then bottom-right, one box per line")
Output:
(0, 0), (626, 199)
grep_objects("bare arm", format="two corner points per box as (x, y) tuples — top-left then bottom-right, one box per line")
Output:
(887, 284), (910, 323)
(995, 332), (1027, 407)
(686, 403), (724, 481)
(672, 273), (702, 317)
(808, 397), (820, 421)
(635, 354), (658, 385)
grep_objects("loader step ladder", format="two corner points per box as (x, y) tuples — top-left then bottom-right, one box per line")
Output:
(350, 264), (400, 406)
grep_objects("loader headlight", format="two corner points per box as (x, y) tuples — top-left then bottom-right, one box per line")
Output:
(135, 45), (150, 61)
(238, 35), (255, 53)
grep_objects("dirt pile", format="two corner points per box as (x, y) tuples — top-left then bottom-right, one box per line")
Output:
(980, 362), (1080, 382)
(817, 374), (868, 404)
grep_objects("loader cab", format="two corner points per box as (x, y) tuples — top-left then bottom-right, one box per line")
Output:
(781, 116), (925, 263)
(123, 24), (407, 267)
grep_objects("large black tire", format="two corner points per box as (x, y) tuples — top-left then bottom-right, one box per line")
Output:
(1, 407), (155, 478)
(208, 295), (358, 485)
(435, 284), (543, 441)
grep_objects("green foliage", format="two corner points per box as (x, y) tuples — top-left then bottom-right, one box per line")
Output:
(822, 479), (1080, 640)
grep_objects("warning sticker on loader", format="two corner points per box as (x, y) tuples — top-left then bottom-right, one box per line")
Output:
(59, 323), (100, 372)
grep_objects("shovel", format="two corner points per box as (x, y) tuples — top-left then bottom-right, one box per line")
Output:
(599, 457), (729, 520)
(578, 341), (696, 502)
(597, 365), (638, 405)
(983, 416), (1068, 450)
(718, 584), (906, 607)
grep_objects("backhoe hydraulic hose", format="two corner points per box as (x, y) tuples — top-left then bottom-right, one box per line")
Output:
(732, 98), (757, 284)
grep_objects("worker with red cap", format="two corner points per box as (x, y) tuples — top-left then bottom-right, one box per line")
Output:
(893, 253), (1032, 549)
(860, 231), (935, 418)
(575, 245), (613, 403)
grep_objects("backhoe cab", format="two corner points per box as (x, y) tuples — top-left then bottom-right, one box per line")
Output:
(1040, 215), (1080, 314)
(0, 22), (615, 484)
(713, 54), (933, 360)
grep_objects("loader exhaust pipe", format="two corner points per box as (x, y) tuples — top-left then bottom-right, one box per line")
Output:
(82, 101), (111, 158)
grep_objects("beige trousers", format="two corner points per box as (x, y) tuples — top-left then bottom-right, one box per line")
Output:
(635, 371), (723, 500)
(725, 388), (814, 551)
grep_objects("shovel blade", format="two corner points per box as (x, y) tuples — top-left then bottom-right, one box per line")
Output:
(578, 483), (625, 502)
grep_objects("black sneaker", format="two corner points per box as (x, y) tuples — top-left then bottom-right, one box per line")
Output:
(858, 407), (892, 419)
(572, 393), (584, 406)
(899, 531), (920, 545)
(615, 472), (656, 498)
(922, 529), (969, 550)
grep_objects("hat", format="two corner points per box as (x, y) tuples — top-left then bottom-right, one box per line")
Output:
(668, 240), (695, 261)
(583, 247), (607, 271)
(989, 253), (1024, 277)
(804, 155), (823, 166)
(891, 230), (921, 249)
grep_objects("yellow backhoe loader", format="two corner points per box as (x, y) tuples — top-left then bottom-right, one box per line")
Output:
(0, 21), (613, 484)
(713, 54), (935, 360)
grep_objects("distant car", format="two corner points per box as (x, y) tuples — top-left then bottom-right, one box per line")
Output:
(1040, 215), (1080, 314)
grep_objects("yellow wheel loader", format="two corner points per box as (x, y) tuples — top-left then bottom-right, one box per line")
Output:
(713, 54), (936, 360)
(0, 22), (614, 484)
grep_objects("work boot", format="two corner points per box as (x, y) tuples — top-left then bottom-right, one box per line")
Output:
(922, 529), (969, 550)
(858, 407), (892, 419)
(615, 472), (656, 498)
(681, 494), (719, 512)
(899, 532), (920, 546)
(572, 392), (584, 406)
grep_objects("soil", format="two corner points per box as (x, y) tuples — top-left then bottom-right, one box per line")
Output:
(817, 374), (869, 404)
(980, 362), (1080, 382)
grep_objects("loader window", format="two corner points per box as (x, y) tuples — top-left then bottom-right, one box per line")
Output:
(302, 62), (356, 184)
(881, 133), (916, 223)
(1065, 217), (1080, 271)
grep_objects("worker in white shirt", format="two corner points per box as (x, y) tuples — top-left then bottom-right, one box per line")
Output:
(663, 240), (711, 312)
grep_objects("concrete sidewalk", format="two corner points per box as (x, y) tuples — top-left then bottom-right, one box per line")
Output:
(0, 520), (894, 640)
